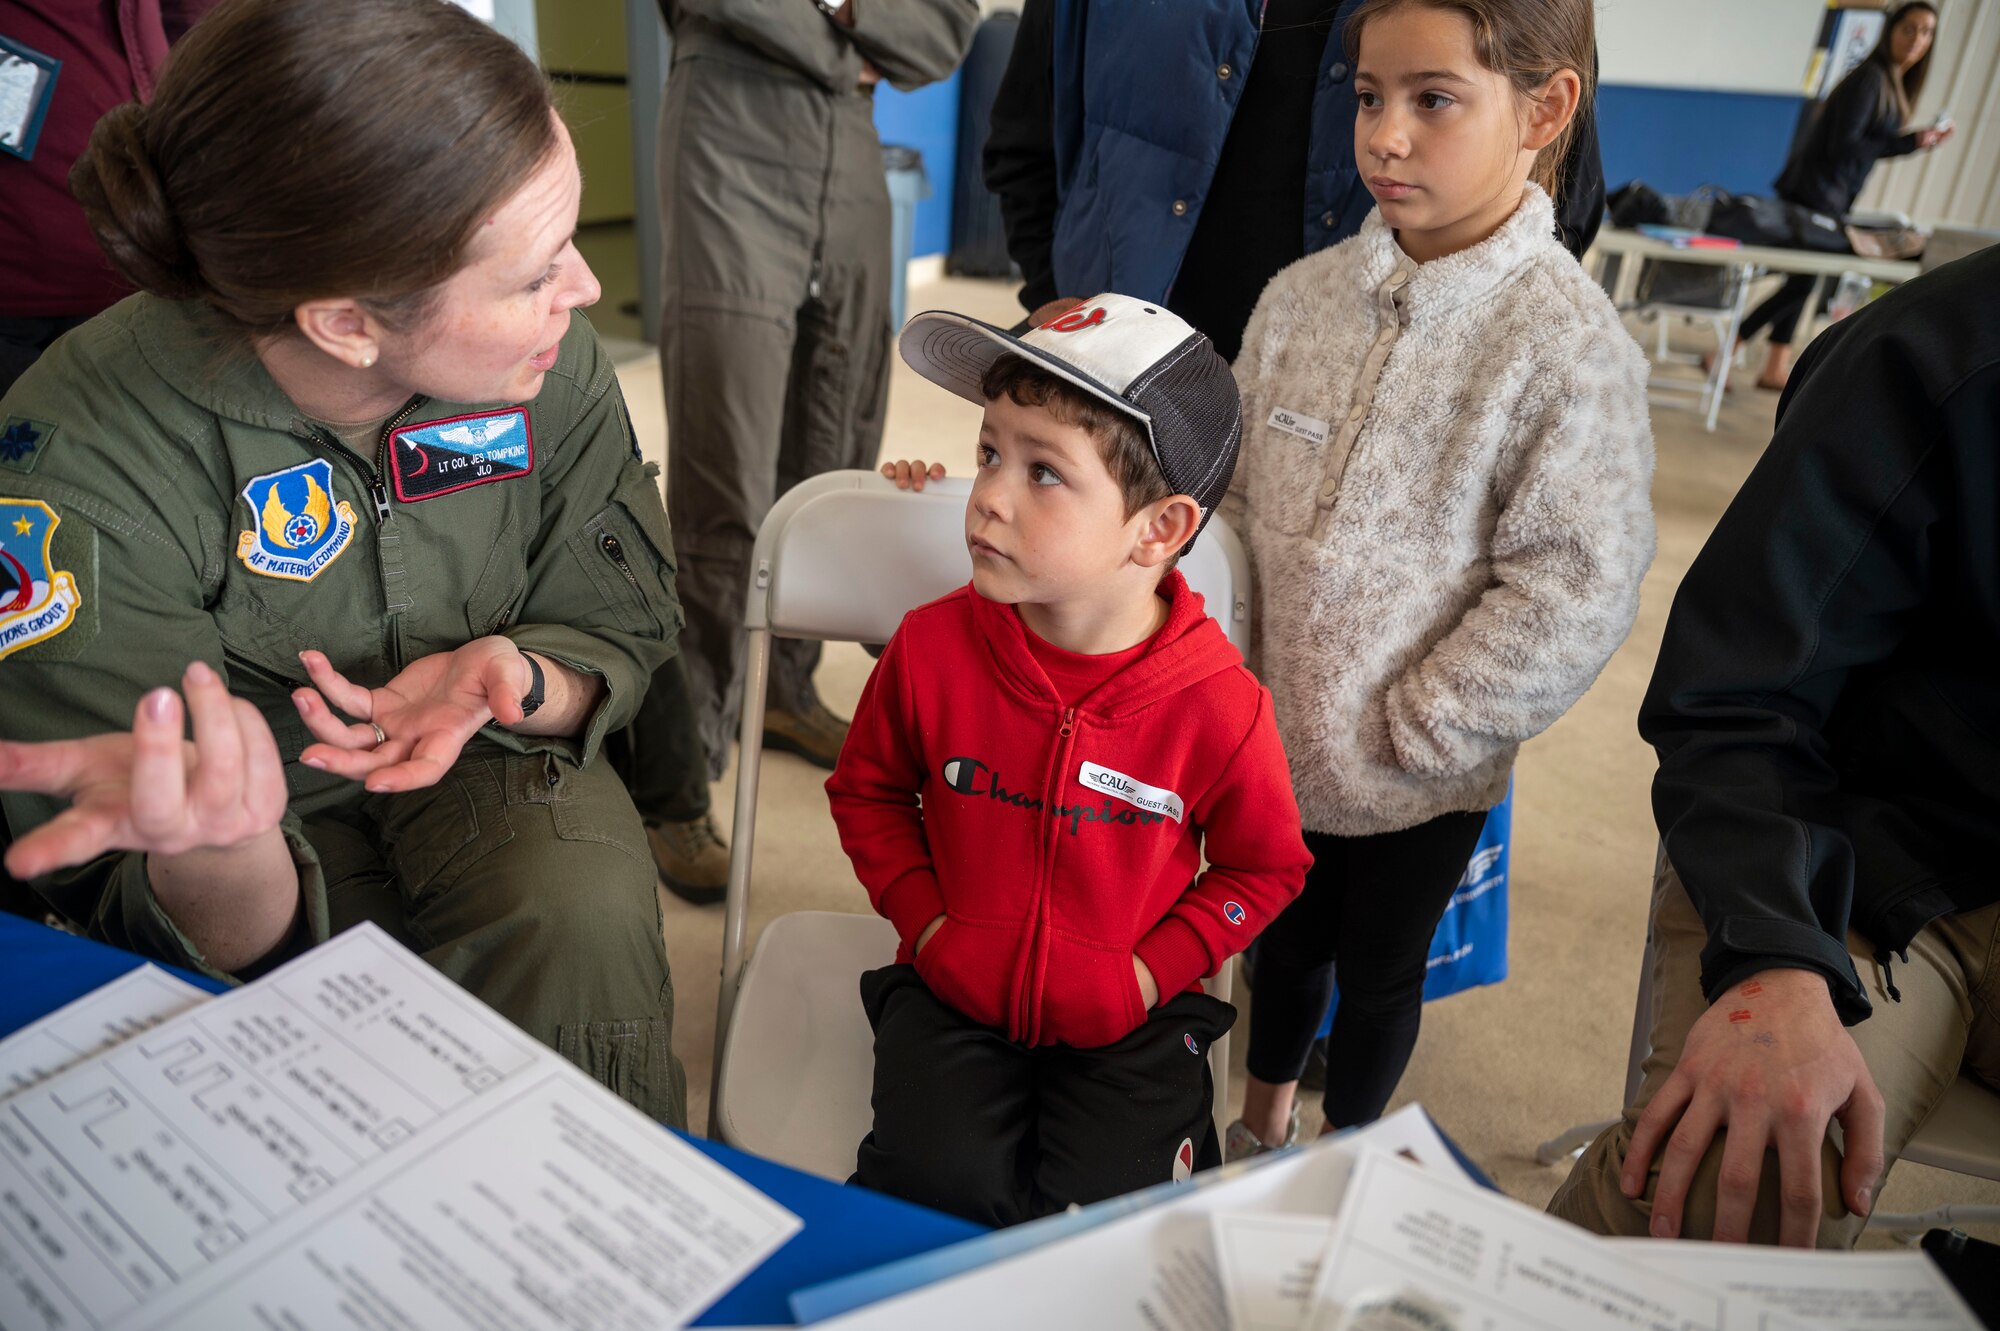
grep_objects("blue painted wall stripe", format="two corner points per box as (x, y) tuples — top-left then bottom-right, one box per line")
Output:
(1593, 83), (1803, 200)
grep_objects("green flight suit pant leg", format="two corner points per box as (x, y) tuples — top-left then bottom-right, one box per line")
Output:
(656, 56), (894, 781)
(312, 749), (688, 1128)
(608, 651), (713, 826)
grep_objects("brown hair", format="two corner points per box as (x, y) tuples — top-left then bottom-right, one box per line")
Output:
(1343, 0), (1596, 199)
(70, 0), (557, 339)
(1860, 1), (1938, 123)
(980, 355), (1172, 521)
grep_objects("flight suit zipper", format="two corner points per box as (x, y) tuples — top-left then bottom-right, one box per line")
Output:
(1016, 705), (1079, 1044)
(600, 533), (641, 589)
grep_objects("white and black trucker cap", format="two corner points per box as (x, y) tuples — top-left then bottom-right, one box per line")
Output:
(899, 293), (1242, 550)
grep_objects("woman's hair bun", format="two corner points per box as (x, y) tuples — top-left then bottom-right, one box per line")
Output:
(69, 102), (208, 302)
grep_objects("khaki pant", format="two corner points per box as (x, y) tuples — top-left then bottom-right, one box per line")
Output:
(310, 748), (687, 1128)
(1549, 855), (2000, 1246)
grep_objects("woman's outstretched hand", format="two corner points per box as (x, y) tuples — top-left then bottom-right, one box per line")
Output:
(0, 661), (287, 878)
(294, 638), (534, 794)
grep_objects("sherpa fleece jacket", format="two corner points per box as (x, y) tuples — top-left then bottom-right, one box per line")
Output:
(1226, 185), (1655, 837)
(827, 571), (1311, 1049)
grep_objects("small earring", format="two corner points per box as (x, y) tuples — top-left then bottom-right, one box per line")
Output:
(359, 352), (376, 369)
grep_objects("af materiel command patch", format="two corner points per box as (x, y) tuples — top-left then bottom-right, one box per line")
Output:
(389, 407), (533, 502)
(236, 459), (357, 581)
(0, 498), (93, 661)
(0, 416), (55, 474)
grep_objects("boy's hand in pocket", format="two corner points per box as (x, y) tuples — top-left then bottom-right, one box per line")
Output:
(1133, 955), (1159, 1009)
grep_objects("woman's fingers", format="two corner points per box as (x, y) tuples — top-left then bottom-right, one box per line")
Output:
(183, 661), (246, 822)
(482, 650), (529, 727)
(7, 803), (123, 879)
(292, 688), (382, 750)
(128, 686), (190, 844)
(362, 726), (468, 794)
(298, 650), (376, 719)
(300, 735), (409, 781)
(235, 697), (290, 833)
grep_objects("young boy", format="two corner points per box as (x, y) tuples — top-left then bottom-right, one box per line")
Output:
(828, 294), (1312, 1226)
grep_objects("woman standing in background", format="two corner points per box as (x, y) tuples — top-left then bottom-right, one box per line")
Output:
(1731, 1), (1953, 390)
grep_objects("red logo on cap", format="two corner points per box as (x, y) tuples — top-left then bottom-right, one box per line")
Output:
(1040, 307), (1107, 333)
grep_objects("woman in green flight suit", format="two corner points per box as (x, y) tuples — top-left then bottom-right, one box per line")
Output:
(0, 0), (689, 1124)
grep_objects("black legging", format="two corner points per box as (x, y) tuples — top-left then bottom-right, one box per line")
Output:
(1245, 809), (1489, 1128)
(1737, 272), (1820, 348)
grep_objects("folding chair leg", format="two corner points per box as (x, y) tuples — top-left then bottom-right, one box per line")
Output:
(710, 624), (773, 1140)
(1535, 1119), (1618, 1165)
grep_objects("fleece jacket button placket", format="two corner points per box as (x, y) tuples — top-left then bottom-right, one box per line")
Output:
(1314, 261), (1415, 528)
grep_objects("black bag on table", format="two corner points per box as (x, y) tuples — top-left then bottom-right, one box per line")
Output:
(1706, 191), (1851, 254)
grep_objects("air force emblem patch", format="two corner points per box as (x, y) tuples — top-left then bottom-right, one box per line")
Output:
(0, 499), (82, 659)
(236, 460), (357, 582)
(389, 408), (533, 502)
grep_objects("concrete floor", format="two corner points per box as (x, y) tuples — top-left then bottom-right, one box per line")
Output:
(611, 274), (1999, 1245)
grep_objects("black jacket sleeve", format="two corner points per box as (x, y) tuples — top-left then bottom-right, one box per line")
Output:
(1638, 289), (1968, 1026)
(981, 0), (1059, 316)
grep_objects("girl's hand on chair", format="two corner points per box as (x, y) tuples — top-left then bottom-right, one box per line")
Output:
(1133, 955), (1159, 1009)
(882, 460), (946, 492)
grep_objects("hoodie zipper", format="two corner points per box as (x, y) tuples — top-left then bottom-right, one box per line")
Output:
(1017, 705), (1079, 1043)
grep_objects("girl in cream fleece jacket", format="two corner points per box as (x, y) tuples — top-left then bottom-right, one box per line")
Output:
(1226, 0), (1654, 1160)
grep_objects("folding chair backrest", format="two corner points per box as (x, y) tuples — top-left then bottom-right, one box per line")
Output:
(749, 470), (1251, 653)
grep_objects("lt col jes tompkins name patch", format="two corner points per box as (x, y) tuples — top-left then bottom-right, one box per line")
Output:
(389, 408), (533, 502)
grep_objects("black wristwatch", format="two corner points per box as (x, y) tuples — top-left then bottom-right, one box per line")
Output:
(519, 652), (545, 719)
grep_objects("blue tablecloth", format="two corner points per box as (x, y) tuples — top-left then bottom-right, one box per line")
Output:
(0, 913), (982, 1326)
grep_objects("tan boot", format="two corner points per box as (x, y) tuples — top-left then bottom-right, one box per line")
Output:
(762, 698), (851, 770)
(647, 812), (730, 906)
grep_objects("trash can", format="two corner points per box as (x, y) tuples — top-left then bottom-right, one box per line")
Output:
(883, 145), (932, 335)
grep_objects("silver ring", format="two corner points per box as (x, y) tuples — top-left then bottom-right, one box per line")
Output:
(369, 721), (387, 747)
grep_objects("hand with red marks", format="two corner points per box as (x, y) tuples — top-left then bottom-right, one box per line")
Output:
(1620, 968), (1884, 1247)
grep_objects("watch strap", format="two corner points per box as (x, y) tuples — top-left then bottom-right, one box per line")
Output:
(519, 652), (545, 718)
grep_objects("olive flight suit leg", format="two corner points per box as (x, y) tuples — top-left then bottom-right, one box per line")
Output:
(313, 748), (687, 1128)
(656, 54), (894, 781)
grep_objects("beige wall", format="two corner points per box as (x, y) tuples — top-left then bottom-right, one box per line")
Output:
(1858, 0), (2000, 226)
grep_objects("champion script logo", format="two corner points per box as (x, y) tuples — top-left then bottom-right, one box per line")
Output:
(939, 756), (1170, 837)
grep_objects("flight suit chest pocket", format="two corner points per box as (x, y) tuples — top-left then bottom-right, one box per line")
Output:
(570, 463), (683, 640)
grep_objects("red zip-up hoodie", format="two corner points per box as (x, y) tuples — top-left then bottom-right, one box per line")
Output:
(828, 571), (1311, 1049)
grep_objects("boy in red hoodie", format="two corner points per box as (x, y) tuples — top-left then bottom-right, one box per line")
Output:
(828, 294), (1311, 1225)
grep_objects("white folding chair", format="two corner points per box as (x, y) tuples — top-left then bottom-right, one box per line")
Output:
(708, 469), (1254, 1181)
(1536, 874), (2000, 1239)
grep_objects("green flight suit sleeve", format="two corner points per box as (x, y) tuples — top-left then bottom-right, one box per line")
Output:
(668, 0), (863, 92)
(500, 313), (682, 765)
(0, 326), (326, 981)
(844, 0), (979, 91)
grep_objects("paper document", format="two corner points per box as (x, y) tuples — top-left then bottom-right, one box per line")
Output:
(1304, 1148), (1730, 1331)
(0, 963), (210, 1099)
(1211, 1212), (1334, 1331)
(0, 923), (798, 1330)
(808, 1106), (1471, 1329)
(1607, 1242), (1981, 1330)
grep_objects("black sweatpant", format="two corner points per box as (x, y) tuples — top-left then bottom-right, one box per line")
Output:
(1245, 810), (1489, 1129)
(854, 964), (1234, 1227)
